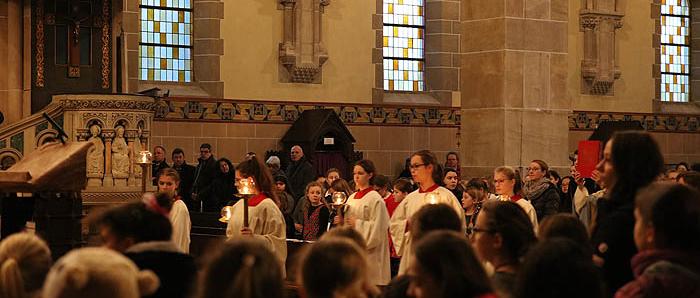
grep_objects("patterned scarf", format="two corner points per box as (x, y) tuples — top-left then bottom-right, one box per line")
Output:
(523, 177), (551, 201)
(302, 204), (324, 241)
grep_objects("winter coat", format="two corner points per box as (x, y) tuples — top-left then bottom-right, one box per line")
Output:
(528, 183), (561, 222)
(591, 199), (637, 294)
(615, 249), (700, 298)
(285, 157), (315, 201)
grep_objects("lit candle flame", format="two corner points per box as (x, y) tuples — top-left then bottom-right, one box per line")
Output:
(138, 151), (152, 164)
(426, 193), (438, 204)
(332, 192), (347, 206)
(219, 206), (232, 223)
(238, 178), (255, 195)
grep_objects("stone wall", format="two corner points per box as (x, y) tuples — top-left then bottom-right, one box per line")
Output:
(0, 0), (31, 125)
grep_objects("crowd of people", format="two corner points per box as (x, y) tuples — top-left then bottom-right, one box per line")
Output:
(1, 131), (700, 298)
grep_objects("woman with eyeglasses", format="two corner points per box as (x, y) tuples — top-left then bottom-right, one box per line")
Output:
(471, 200), (536, 298)
(389, 150), (466, 276)
(494, 166), (539, 231)
(523, 160), (560, 222)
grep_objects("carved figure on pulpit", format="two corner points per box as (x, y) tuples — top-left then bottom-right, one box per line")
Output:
(86, 124), (104, 178)
(133, 127), (144, 178)
(112, 125), (130, 178)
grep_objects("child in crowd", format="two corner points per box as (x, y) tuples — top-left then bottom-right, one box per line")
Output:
(408, 231), (495, 298)
(300, 237), (379, 298)
(0, 233), (52, 298)
(274, 175), (296, 238)
(616, 183), (700, 297)
(42, 247), (159, 298)
(197, 239), (284, 298)
(301, 181), (330, 241)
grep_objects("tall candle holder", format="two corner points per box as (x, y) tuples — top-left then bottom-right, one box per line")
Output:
(329, 191), (348, 229)
(237, 177), (256, 228)
(136, 150), (152, 193)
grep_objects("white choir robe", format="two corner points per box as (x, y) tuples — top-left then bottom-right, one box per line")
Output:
(389, 186), (466, 275)
(498, 196), (539, 232)
(345, 189), (391, 285)
(169, 200), (191, 253)
(226, 197), (287, 271)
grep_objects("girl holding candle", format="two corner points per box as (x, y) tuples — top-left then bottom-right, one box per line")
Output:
(389, 150), (466, 275)
(334, 159), (391, 285)
(226, 156), (287, 270)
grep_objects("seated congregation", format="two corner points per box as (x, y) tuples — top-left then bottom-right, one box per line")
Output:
(1, 131), (700, 298)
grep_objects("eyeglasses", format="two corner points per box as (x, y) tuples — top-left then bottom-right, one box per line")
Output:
(471, 226), (496, 235)
(526, 167), (542, 172)
(409, 163), (427, 170)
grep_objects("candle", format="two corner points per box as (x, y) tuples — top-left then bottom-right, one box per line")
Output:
(219, 206), (232, 223)
(138, 150), (152, 164)
(238, 178), (255, 195)
(332, 192), (347, 206)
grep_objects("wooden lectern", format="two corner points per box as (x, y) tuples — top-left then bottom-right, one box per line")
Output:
(0, 141), (92, 258)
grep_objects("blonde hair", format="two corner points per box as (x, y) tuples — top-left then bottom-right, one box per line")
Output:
(0, 233), (52, 298)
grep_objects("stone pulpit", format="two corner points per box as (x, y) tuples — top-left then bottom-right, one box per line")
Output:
(0, 141), (91, 257)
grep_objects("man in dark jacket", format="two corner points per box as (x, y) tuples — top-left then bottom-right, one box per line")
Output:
(192, 143), (219, 212)
(171, 148), (196, 209)
(285, 145), (315, 202)
(152, 146), (170, 185)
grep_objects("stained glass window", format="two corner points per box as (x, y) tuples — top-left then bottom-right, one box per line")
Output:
(660, 0), (690, 102)
(383, 0), (424, 92)
(139, 0), (192, 82)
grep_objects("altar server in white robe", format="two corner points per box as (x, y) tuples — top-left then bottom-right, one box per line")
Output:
(226, 156), (287, 270)
(389, 150), (466, 275)
(493, 166), (539, 232)
(156, 168), (191, 253)
(334, 159), (391, 285)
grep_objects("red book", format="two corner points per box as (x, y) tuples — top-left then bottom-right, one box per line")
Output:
(577, 140), (601, 178)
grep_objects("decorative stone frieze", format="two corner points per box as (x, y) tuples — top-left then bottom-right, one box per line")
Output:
(278, 0), (330, 83)
(580, 3), (624, 96)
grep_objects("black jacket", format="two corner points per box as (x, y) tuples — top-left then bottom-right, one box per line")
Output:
(285, 157), (315, 201)
(529, 183), (561, 222)
(193, 155), (218, 211)
(125, 242), (197, 298)
(173, 162), (196, 208)
(591, 199), (637, 294)
(151, 160), (170, 185)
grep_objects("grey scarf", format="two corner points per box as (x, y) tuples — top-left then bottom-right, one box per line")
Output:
(523, 177), (551, 201)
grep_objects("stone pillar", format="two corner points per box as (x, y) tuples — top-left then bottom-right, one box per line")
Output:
(460, 0), (570, 177)
(102, 130), (114, 187)
(192, 0), (224, 96)
(425, 0), (461, 105)
(0, 0), (25, 125)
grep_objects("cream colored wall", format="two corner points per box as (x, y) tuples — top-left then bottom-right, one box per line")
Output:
(221, 1), (374, 103)
(568, 1), (655, 113)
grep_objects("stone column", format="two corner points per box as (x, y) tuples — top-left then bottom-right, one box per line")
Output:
(460, 0), (570, 177)
(102, 130), (114, 187)
(0, 0), (25, 124)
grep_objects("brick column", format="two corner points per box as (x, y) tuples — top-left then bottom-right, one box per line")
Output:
(459, 0), (571, 177)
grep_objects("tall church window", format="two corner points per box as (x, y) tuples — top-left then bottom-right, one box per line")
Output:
(383, 0), (424, 92)
(660, 0), (690, 102)
(139, 0), (192, 82)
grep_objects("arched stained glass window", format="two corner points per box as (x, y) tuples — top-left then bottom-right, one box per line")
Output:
(660, 0), (690, 102)
(139, 0), (192, 82)
(383, 0), (424, 92)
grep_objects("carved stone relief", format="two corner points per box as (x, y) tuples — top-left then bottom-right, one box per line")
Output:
(111, 125), (130, 183)
(580, 1), (624, 95)
(86, 124), (105, 187)
(278, 0), (330, 83)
